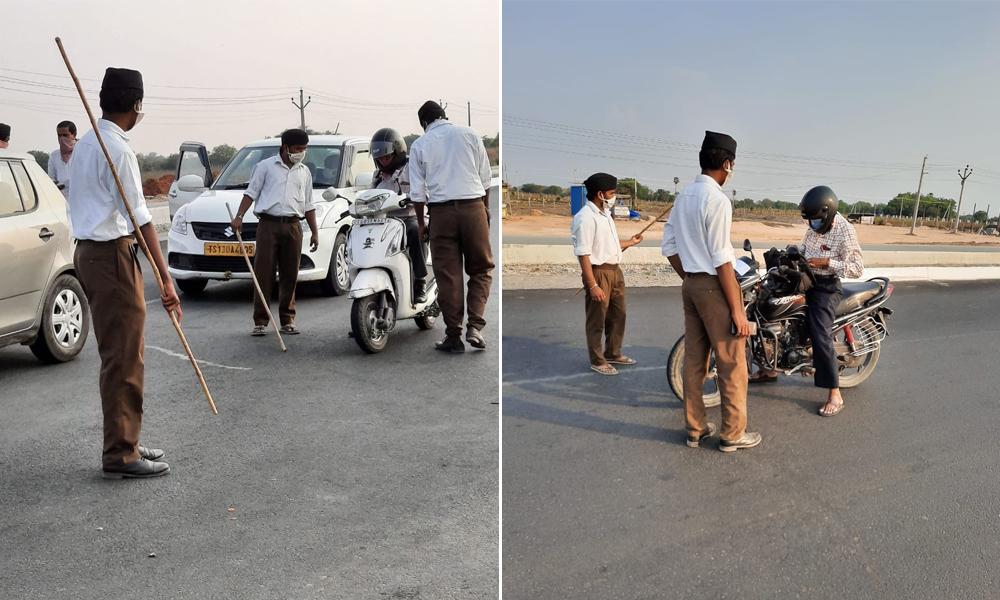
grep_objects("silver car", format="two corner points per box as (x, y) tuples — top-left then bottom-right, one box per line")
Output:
(0, 149), (90, 362)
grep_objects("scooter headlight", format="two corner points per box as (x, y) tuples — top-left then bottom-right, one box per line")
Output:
(353, 192), (389, 217)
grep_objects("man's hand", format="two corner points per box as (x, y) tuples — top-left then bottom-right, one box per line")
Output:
(310, 232), (319, 252)
(630, 233), (643, 247)
(57, 184), (66, 191)
(231, 216), (243, 234)
(589, 284), (606, 302)
(161, 283), (183, 324)
(419, 221), (429, 242)
(807, 257), (830, 269)
(732, 311), (751, 338)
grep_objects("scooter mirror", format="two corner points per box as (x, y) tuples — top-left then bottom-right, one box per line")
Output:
(743, 239), (752, 252)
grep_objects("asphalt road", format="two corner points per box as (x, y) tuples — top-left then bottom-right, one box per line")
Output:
(502, 281), (1000, 600)
(0, 197), (500, 599)
(501, 235), (1000, 253)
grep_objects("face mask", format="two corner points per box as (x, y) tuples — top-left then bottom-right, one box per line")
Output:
(810, 218), (824, 231)
(133, 100), (144, 127)
(723, 161), (734, 187)
(59, 137), (76, 153)
(602, 194), (616, 208)
(288, 151), (306, 164)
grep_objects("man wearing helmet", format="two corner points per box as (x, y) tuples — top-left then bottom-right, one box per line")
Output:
(749, 186), (863, 418)
(369, 128), (428, 303)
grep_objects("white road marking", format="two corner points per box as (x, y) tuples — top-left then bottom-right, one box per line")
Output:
(146, 345), (251, 371)
(504, 365), (664, 386)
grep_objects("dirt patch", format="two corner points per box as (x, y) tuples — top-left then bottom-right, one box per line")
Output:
(143, 174), (175, 197)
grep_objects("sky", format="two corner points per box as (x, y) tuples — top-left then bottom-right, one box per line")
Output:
(1, 0), (499, 158)
(503, 1), (1000, 217)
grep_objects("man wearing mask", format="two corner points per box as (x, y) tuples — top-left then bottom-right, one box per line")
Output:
(231, 128), (318, 336)
(370, 127), (427, 303)
(0, 123), (10, 149)
(70, 67), (177, 478)
(661, 131), (761, 452)
(570, 172), (643, 375)
(749, 186), (863, 418)
(409, 101), (493, 353)
(49, 120), (77, 229)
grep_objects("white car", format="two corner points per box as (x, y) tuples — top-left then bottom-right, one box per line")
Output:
(166, 136), (375, 296)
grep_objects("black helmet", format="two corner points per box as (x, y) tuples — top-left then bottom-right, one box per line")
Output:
(370, 128), (407, 174)
(800, 186), (839, 235)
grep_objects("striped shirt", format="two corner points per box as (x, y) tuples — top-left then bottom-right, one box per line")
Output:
(803, 213), (863, 278)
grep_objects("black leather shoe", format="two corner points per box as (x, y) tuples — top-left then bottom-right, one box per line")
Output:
(465, 327), (486, 349)
(138, 445), (164, 461)
(414, 279), (428, 304)
(434, 336), (466, 353)
(102, 458), (170, 480)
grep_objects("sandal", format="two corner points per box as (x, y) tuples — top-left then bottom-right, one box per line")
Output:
(590, 364), (619, 376)
(281, 324), (300, 335)
(749, 371), (778, 384)
(605, 356), (637, 365)
(251, 325), (266, 336)
(818, 400), (844, 417)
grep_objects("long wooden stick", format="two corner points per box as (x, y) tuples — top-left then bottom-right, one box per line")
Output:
(226, 203), (286, 351)
(573, 204), (673, 297)
(56, 37), (217, 415)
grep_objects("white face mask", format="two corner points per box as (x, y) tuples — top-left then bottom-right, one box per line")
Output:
(602, 194), (616, 208)
(723, 161), (734, 187)
(133, 100), (144, 127)
(287, 150), (306, 164)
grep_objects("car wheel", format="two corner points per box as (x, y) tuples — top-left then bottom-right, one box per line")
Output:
(320, 232), (350, 297)
(30, 274), (90, 364)
(176, 278), (208, 295)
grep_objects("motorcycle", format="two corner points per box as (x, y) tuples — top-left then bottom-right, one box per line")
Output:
(666, 239), (895, 406)
(341, 188), (440, 353)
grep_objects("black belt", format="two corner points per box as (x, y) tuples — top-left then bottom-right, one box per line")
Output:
(257, 213), (303, 223)
(429, 197), (484, 207)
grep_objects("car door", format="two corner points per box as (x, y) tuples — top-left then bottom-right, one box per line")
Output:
(0, 160), (61, 335)
(167, 142), (214, 219)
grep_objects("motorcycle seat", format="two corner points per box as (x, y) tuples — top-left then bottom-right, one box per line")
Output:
(835, 281), (883, 316)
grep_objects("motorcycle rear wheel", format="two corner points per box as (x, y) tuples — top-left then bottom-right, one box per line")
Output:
(666, 335), (722, 408)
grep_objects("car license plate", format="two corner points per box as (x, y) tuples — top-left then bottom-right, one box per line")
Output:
(205, 242), (253, 257)
(359, 218), (386, 226)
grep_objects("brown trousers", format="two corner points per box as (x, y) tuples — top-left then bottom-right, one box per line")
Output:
(583, 264), (626, 366)
(681, 273), (749, 442)
(428, 199), (494, 338)
(253, 217), (302, 327)
(74, 238), (145, 468)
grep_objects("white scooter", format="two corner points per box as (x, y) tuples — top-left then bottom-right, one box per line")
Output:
(342, 188), (440, 353)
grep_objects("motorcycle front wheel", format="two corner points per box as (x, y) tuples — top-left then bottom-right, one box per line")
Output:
(351, 295), (389, 354)
(666, 335), (722, 408)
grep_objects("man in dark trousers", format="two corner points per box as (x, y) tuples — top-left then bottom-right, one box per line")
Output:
(231, 128), (319, 336)
(409, 101), (494, 353)
(69, 67), (176, 479)
(661, 131), (761, 452)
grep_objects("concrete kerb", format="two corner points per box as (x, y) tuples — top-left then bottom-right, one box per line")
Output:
(502, 244), (1000, 285)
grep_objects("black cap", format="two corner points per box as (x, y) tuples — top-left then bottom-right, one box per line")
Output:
(280, 128), (309, 147)
(0, 123), (9, 141)
(102, 67), (143, 93)
(702, 131), (737, 155)
(583, 172), (617, 195)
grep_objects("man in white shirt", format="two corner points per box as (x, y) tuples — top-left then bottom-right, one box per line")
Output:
(409, 101), (493, 353)
(231, 128), (319, 336)
(48, 120), (77, 228)
(0, 123), (9, 149)
(70, 67), (176, 479)
(570, 172), (643, 375)
(661, 131), (760, 452)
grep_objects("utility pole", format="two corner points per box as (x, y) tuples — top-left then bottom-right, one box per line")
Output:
(732, 189), (737, 206)
(673, 176), (679, 196)
(633, 176), (638, 211)
(909, 155), (928, 235)
(291, 87), (311, 130)
(953, 165), (972, 233)
(468, 101), (471, 126)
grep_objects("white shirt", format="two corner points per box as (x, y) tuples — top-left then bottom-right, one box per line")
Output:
(245, 155), (314, 218)
(409, 120), (492, 204)
(68, 120), (152, 241)
(48, 149), (73, 230)
(661, 174), (736, 274)
(571, 200), (622, 265)
(372, 162), (415, 218)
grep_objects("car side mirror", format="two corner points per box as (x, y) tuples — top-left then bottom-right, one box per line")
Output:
(353, 172), (373, 188)
(177, 174), (206, 193)
(322, 187), (337, 201)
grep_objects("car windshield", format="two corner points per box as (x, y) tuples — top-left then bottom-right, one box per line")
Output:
(213, 146), (343, 190)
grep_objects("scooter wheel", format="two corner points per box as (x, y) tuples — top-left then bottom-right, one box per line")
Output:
(351, 296), (388, 353)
